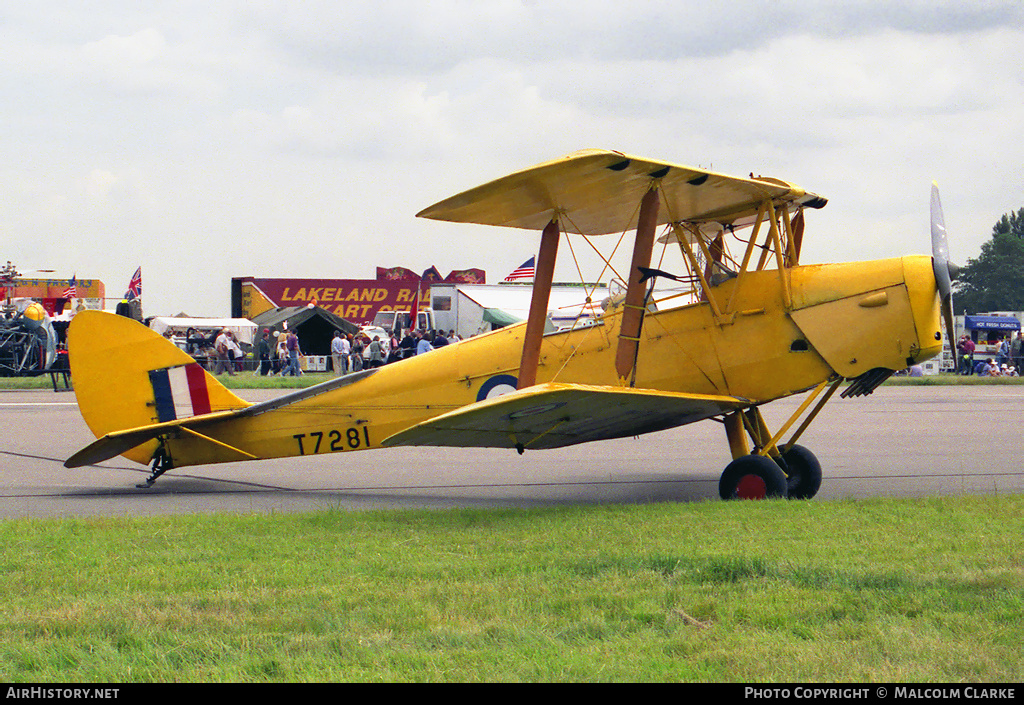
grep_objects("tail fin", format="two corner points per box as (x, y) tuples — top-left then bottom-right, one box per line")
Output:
(68, 311), (249, 465)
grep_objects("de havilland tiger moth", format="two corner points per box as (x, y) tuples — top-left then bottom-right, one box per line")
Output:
(64, 149), (959, 499)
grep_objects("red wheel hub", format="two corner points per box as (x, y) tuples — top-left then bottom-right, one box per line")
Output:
(736, 474), (767, 499)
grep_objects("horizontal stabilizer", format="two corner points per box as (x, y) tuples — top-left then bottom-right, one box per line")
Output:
(381, 382), (749, 451)
(64, 410), (241, 468)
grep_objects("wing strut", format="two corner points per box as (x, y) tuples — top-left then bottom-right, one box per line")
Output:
(615, 186), (660, 382)
(517, 218), (560, 389)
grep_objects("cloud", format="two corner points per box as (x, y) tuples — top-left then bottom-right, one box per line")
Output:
(238, 0), (1024, 72)
(82, 27), (166, 65)
(1, 1), (1022, 315)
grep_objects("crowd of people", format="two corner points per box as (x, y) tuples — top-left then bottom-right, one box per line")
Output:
(173, 326), (246, 375)
(957, 331), (1023, 377)
(242, 327), (463, 377)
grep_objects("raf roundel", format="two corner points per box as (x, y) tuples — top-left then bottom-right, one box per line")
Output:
(476, 374), (518, 402)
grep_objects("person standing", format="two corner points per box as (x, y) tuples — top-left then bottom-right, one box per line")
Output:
(350, 334), (364, 372)
(958, 335), (975, 375)
(331, 330), (349, 376)
(225, 331), (243, 373)
(275, 334), (288, 375)
(368, 335), (385, 368)
(286, 330), (302, 376)
(257, 329), (272, 376)
(399, 331), (416, 359)
(416, 331), (434, 356)
(214, 328), (235, 376)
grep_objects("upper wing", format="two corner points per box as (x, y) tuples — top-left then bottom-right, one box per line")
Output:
(380, 382), (749, 451)
(416, 149), (826, 235)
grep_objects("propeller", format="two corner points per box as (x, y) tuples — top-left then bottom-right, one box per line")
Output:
(931, 182), (961, 372)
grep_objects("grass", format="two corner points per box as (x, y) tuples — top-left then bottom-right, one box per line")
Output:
(1, 496), (1022, 682)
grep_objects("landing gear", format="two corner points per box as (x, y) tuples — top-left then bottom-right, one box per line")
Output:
(777, 444), (822, 500)
(719, 380), (839, 501)
(719, 454), (788, 500)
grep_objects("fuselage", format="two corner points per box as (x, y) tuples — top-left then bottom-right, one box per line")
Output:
(161, 255), (943, 469)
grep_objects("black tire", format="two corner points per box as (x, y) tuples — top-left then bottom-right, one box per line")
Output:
(778, 444), (822, 500)
(719, 454), (789, 500)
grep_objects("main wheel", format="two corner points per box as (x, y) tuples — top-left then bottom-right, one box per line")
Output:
(778, 444), (822, 500)
(719, 454), (789, 500)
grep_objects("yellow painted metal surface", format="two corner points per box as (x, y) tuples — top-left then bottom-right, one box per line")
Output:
(68, 311), (249, 465)
(382, 382), (748, 450)
(417, 149), (819, 235)
(790, 285), (919, 378)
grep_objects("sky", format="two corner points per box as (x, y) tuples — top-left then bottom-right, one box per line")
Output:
(2, 1), (1022, 317)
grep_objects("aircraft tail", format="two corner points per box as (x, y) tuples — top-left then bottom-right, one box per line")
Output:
(67, 310), (250, 465)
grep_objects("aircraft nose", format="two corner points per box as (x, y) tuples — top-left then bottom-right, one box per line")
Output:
(899, 255), (945, 367)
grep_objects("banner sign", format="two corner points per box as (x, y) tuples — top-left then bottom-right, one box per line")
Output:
(8, 278), (105, 301)
(237, 267), (487, 323)
(964, 315), (1021, 331)
(238, 278), (434, 324)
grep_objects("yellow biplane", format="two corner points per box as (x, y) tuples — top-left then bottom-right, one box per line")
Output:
(65, 149), (958, 499)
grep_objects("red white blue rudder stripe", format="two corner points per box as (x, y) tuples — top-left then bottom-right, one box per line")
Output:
(148, 363), (212, 422)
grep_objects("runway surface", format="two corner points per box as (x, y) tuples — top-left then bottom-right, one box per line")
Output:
(1, 385), (1021, 519)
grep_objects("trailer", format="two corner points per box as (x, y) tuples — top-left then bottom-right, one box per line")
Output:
(374, 283), (608, 340)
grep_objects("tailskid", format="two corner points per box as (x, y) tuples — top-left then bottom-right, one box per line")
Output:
(136, 442), (173, 489)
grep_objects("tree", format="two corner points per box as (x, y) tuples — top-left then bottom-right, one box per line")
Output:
(991, 207), (1024, 239)
(954, 207), (1024, 313)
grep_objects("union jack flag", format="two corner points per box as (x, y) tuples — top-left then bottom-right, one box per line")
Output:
(503, 257), (535, 282)
(62, 275), (77, 299)
(125, 267), (142, 300)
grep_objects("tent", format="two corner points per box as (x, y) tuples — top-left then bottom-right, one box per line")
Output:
(252, 306), (359, 356)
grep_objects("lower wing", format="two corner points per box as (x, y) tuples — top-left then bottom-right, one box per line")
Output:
(381, 382), (750, 451)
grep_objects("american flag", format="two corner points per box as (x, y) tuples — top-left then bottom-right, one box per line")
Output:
(503, 257), (535, 282)
(62, 275), (77, 299)
(125, 267), (142, 300)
